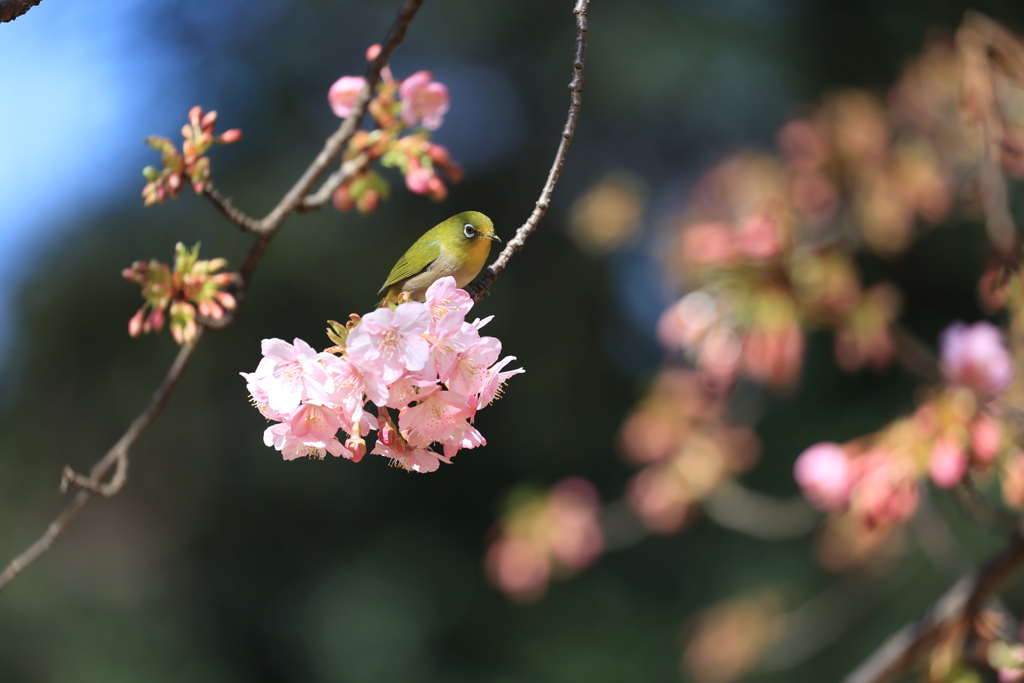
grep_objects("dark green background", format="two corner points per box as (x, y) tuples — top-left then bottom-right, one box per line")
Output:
(2, 0), (1024, 681)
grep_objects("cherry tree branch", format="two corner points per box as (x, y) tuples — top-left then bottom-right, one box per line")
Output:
(0, 0), (43, 23)
(0, 0), (426, 594)
(844, 532), (1024, 683)
(0, 334), (201, 590)
(200, 0), (424, 235)
(468, 0), (590, 301)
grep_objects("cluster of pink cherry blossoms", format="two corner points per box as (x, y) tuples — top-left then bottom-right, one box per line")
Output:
(794, 320), (1016, 528)
(325, 45), (461, 211)
(243, 278), (523, 473)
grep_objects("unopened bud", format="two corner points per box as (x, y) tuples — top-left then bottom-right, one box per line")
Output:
(188, 106), (202, 128)
(357, 189), (380, 213)
(366, 44), (382, 62)
(332, 184), (354, 212)
(426, 176), (447, 202)
(216, 291), (237, 310)
(148, 307), (165, 332)
(427, 144), (450, 165)
(217, 128), (242, 144)
(346, 435), (366, 462)
(201, 110), (218, 129)
(128, 308), (146, 337)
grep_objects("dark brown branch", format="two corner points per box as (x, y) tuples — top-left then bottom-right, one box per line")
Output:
(202, 185), (262, 233)
(844, 532), (1024, 683)
(0, 335), (201, 590)
(468, 0), (589, 301)
(0, 0), (426, 594)
(0, 0), (43, 23)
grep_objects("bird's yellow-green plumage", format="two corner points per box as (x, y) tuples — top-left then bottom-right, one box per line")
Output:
(378, 211), (499, 304)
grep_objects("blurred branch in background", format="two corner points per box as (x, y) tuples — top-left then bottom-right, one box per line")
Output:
(845, 532), (1024, 683)
(703, 480), (818, 541)
(0, 0), (42, 24)
(0, 0), (426, 593)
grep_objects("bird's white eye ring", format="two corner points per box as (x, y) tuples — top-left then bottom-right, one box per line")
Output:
(463, 223), (476, 238)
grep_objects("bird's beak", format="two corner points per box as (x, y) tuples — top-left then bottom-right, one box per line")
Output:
(487, 234), (502, 242)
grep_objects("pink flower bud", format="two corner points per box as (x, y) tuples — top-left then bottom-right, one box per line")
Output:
(427, 144), (450, 165)
(328, 76), (367, 119)
(971, 415), (1003, 464)
(345, 435), (366, 463)
(148, 307), (165, 332)
(794, 442), (853, 511)
(356, 188), (380, 213)
(929, 439), (968, 488)
(404, 157), (431, 195)
(216, 291), (237, 311)
(128, 308), (146, 337)
(332, 184), (354, 212)
(366, 44), (382, 61)
(217, 129), (242, 144)
(426, 176), (447, 202)
(201, 110), (217, 130)
(188, 106), (202, 128)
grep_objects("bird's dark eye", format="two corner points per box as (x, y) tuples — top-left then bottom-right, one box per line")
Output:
(463, 223), (476, 238)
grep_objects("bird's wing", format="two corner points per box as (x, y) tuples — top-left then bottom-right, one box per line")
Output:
(377, 239), (442, 293)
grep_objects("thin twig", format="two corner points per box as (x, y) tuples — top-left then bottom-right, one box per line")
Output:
(0, 0), (426, 594)
(467, 0), (590, 301)
(202, 185), (262, 233)
(844, 532), (1024, 683)
(298, 153), (372, 211)
(0, 334), (201, 590)
(0, 0), (43, 23)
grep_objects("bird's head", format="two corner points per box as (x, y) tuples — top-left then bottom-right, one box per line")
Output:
(450, 211), (500, 245)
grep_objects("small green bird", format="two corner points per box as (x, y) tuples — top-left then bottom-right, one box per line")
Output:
(378, 211), (500, 304)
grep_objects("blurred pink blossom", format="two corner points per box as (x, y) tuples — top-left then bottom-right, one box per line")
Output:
(485, 478), (603, 602)
(735, 215), (781, 260)
(328, 76), (367, 118)
(928, 439), (968, 488)
(850, 450), (919, 528)
(656, 291), (718, 351)
(940, 321), (1013, 397)
(627, 465), (692, 533)
(970, 414), (1003, 464)
(404, 156), (432, 195)
(794, 442), (853, 511)
(548, 478), (604, 571)
(399, 70), (450, 130)
(682, 222), (737, 267)
(486, 537), (550, 603)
